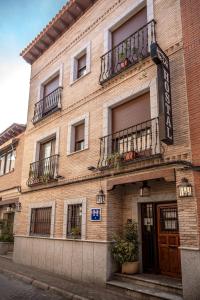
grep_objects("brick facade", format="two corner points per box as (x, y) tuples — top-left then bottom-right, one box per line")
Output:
(11, 0), (200, 297)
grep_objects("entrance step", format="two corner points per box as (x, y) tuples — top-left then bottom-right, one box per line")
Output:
(107, 274), (183, 300)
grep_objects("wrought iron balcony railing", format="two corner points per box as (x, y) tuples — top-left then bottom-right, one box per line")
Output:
(98, 118), (160, 169)
(32, 87), (62, 124)
(27, 154), (59, 186)
(99, 20), (156, 84)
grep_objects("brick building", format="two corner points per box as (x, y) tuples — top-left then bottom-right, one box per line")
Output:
(0, 123), (26, 250)
(12, 0), (200, 299)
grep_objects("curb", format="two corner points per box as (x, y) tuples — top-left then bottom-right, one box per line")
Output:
(0, 267), (89, 300)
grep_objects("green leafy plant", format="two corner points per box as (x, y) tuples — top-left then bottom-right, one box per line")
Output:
(111, 221), (138, 265)
(0, 220), (14, 242)
(106, 152), (122, 169)
(71, 227), (81, 239)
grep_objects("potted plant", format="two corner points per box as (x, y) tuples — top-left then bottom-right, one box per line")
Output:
(124, 150), (138, 161)
(71, 227), (81, 239)
(111, 221), (139, 274)
(0, 220), (14, 255)
(106, 152), (122, 169)
(119, 41), (131, 69)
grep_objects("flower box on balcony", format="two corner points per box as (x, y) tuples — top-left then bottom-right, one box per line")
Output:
(124, 151), (138, 161)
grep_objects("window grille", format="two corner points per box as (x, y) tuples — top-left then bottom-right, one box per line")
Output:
(30, 207), (52, 236)
(67, 204), (82, 239)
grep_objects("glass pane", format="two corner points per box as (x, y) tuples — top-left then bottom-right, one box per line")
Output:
(0, 155), (5, 175)
(5, 152), (11, 173)
(10, 150), (16, 171)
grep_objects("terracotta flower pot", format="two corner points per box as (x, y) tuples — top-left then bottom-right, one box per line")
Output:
(120, 58), (129, 68)
(124, 151), (137, 161)
(122, 261), (139, 274)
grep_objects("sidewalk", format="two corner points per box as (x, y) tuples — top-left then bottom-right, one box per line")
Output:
(0, 256), (131, 300)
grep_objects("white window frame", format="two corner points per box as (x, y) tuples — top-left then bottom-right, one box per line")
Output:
(37, 63), (64, 102)
(102, 78), (159, 155)
(67, 113), (89, 155)
(27, 201), (56, 238)
(70, 41), (91, 85)
(63, 198), (87, 240)
(103, 0), (154, 54)
(33, 127), (60, 163)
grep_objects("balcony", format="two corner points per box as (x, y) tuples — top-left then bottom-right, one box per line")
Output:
(27, 154), (59, 186)
(99, 20), (156, 84)
(32, 87), (62, 124)
(98, 118), (160, 169)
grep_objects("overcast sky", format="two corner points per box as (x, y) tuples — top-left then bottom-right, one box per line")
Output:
(0, 0), (67, 133)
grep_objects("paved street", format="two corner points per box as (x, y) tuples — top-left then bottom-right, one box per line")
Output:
(0, 273), (64, 300)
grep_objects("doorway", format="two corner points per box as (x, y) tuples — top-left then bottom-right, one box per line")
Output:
(141, 202), (181, 278)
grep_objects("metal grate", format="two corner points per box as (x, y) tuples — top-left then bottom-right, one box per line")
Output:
(27, 154), (59, 186)
(30, 207), (52, 236)
(98, 118), (160, 168)
(160, 207), (178, 232)
(32, 87), (62, 123)
(99, 20), (156, 84)
(67, 204), (82, 239)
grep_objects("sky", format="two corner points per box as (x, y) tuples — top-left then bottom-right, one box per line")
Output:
(0, 0), (67, 132)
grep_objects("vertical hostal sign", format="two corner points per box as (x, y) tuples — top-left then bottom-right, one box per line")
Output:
(151, 43), (173, 145)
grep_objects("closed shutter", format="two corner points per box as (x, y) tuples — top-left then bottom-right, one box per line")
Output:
(112, 7), (147, 47)
(43, 75), (59, 97)
(112, 92), (150, 133)
(77, 54), (86, 78)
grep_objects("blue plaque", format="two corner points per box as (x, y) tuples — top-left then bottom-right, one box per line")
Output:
(91, 208), (101, 221)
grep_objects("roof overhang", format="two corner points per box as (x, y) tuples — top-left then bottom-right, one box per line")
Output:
(0, 123), (26, 147)
(20, 0), (97, 64)
(107, 168), (176, 191)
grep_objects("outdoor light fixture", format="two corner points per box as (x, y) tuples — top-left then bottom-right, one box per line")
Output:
(178, 178), (192, 197)
(140, 181), (151, 197)
(6, 202), (22, 213)
(96, 189), (105, 204)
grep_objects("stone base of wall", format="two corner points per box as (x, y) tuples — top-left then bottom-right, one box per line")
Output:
(181, 248), (200, 300)
(0, 242), (14, 255)
(13, 236), (115, 284)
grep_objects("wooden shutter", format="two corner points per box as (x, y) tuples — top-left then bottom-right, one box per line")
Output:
(43, 75), (59, 97)
(78, 54), (86, 70)
(112, 7), (147, 47)
(75, 123), (84, 143)
(112, 92), (150, 133)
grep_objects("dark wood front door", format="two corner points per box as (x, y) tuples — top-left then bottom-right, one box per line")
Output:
(141, 202), (181, 278)
(157, 203), (181, 277)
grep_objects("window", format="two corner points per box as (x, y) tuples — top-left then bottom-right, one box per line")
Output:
(77, 54), (86, 79)
(67, 113), (89, 155)
(30, 207), (52, 236)
(112, 92), (150, 133)
(39, 138), (56, 160)
(70, 42), (91, 84)
(43, 75), (59, 98)
(111, 93), (151, 155)
(67, 204), (82, 239)
(74, 123), (85, 152)
(112, 7), (147, 48)
(0, 149), (16, 176)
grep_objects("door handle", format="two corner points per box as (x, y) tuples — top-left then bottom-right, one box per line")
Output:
(169, 245), (177, 248)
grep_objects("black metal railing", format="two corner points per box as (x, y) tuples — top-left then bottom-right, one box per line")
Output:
(98, 118), (160, 169)
(99, 20), (156, 84)
(27, 154), (59, 186)
(32, 87), (62, 123)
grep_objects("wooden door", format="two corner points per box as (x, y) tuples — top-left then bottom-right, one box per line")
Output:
(157, 203), (181, 277)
